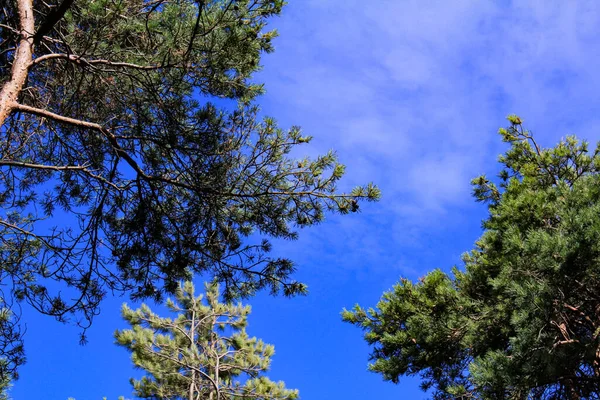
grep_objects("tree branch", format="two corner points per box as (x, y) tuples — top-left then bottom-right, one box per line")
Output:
(11, 103), (367, 203)
(33, 0), (75, 43)
(0, 160), (89, 171)
(11, 102), (152, 181)
(31, 53), (175, 70)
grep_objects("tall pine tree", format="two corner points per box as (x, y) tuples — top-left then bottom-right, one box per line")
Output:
(116, 281), (298, 400)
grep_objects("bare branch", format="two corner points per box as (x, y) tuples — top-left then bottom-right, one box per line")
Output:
(0, 160), (89, 171)
(31, 53), (176, 70)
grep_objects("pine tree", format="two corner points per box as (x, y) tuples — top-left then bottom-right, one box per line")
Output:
(0, 0), (379, 378)
(344, 116), (600, 399)
(116, 281), (298, 400)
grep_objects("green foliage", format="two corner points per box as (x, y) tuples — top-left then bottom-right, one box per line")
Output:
(0, 375), (10, 400)
(0, 301), (24, 389)
(0, 0), (380, 357)
(344, 117), (600, 399)
(115, 281), (298, 400)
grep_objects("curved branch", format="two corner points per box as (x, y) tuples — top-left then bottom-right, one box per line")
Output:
(11, 103), (368, 203)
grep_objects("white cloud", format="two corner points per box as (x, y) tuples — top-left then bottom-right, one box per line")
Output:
(259, 1), (600, 261)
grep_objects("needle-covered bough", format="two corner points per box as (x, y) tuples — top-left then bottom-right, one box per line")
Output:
(0, 0), (380, 381)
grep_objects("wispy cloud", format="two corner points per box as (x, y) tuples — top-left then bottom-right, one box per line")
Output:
(257, 1), (600, 278)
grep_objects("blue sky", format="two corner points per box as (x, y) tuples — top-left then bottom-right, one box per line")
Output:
(11, 1), (600, 399)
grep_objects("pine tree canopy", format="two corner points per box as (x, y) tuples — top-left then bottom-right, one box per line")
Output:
(343, 117), (600, 399)
(115, 281), (299, 400)
(0, 0), (380, 377)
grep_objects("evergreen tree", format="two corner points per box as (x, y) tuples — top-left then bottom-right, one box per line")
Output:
(116, 281), (298, 400)
(344, 116), (600, 399)
(0, 0), (379, 376)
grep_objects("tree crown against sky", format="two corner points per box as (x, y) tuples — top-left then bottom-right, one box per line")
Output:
(0, 0), (379, 381)
(115, 281), (298, 400)
(344, 117), (600, 399)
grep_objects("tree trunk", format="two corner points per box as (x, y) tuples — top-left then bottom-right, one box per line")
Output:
(189, 310), (196, 400)
(0, 0), (34, 127)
